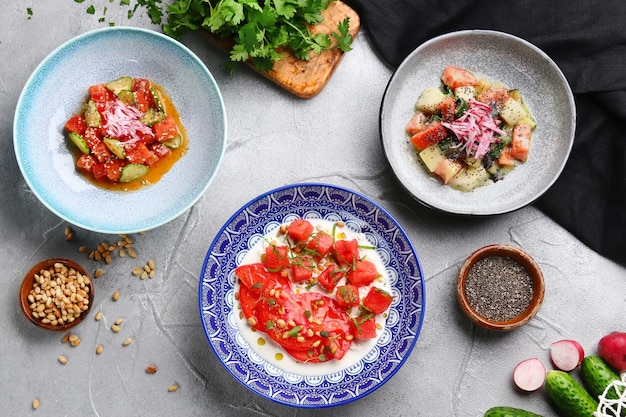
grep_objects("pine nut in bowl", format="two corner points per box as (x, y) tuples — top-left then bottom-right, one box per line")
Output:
(19, 258), (94, 331)
(456, 244), (544, 331)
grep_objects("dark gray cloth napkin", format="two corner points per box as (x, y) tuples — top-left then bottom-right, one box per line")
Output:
(344, 0), (626, 266)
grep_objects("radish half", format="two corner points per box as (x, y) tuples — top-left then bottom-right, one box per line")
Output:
(550, 339), (585, 371)
(513, 358), (546, 391)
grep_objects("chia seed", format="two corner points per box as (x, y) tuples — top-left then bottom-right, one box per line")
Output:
(464, 255), (534, 322)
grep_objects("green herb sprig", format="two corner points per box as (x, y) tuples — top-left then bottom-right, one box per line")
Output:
(163, 0), (353, 71)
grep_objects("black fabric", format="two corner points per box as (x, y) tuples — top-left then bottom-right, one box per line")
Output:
(344, 0), (626, 266)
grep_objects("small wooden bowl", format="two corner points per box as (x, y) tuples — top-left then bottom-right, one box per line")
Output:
(19, 258), (94, 331)
(456, 244), (544, 331)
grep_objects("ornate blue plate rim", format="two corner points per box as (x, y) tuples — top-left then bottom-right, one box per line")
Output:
(198, 183), (426, 408)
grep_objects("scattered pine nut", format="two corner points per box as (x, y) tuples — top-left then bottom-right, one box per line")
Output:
(122, 337), (133, 346)
(78, 246), (89, 253)
(32, 398), (39, 410)
(132, 267), (142, 276)
(114, 318), (125, 325)
(62, 333), (70, 344)
(128, 249), (137, 258)
(94, 268), (104, 278)
(58, 355), (68, 365)
(168, 384), (178, 392)
(112, 291), (120, 301)
(96, 345), (103, 355)
(111, 324), (121, 333)
(145, 365), (158, 374)
(95, 311), (102, 321)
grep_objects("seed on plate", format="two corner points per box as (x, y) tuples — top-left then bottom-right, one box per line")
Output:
(111, 324), (120, 333)
(96, 345), (103, 355)
(58, 355), (68, 364)
(345, 334), (354, 341)
(62, 333), (70, 343)
(247, 317), (257, 327)
(119, 248), (126, 257)
(122, 337), (133, 346)
(32, 398), (39, 410)
(68, 334), (78, 342)
(145, 365), (157, 374)
(336, 221), (345, 227)
(112, 291), (120, 301)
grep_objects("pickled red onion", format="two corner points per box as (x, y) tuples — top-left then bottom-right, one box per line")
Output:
(442, 99), (506, 159)
(103, 99), (153, 143)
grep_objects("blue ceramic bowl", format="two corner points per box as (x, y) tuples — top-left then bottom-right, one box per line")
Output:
(199, 183), (426, 407)
(14, 27), (226, 234)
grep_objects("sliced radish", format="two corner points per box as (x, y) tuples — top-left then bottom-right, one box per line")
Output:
(513, 358), (546, 391)
(550, 339), (585, 371)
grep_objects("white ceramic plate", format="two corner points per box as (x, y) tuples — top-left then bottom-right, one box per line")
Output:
(199, 183), (425, 407)
(14, 27), (226, 234)
(380, 30), (576, 215)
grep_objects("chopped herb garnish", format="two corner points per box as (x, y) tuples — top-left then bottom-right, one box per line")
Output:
(86, 5), (96, 14)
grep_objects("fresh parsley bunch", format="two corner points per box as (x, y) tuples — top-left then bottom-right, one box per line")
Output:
(163, 0), (353, 71)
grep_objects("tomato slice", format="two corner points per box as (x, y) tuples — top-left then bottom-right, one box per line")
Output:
(235, 263), (269, 296)
(347, 260), (380, 287)
(238, 285), (264, 331)
(287, 219), (314, 243)
(362, 287), (393, 314)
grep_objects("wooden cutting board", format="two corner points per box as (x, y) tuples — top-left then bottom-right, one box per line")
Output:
(205, 1), (360, 99)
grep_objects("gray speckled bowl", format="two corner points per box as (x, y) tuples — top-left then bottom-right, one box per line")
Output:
(380, 30), (575, 215)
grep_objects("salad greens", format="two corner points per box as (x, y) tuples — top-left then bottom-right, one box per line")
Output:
(163, 0), (353, 71)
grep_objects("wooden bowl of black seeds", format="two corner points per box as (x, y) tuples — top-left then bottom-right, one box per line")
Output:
(456, 244), (544, 331)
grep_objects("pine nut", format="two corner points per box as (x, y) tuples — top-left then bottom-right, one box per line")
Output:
(96, 345), (103, 355)
(112, 291), (120, 301)
(58, 355), (68, 364)
(94, 268), (104, 278)
(95, 311), (102, 321)
(111, 324), (120, 333)
(145, 365), (157, 374)
(32, 398), (39, 409)
(122, 337), (133, 346)
(168, 384), (178, 392)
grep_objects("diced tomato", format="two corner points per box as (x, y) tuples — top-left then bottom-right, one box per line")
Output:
(262, 244), (290, 271)
(477, 87), (511, 110)
(305, 231), (334, 258)
(104, 158), (124, 182)
(125, 143), (159, 166)
(335, 284), (360, 309)
(76, 154), (96, 174)
(410, 122), (448, 151)
(349, 314), (377, 339)
(441, 65), (478, 91)
(134, 88), (152, 112)
(439, 96), (456, 122)
(152, 115), (180, 142)
(498, 146), (516, 166)
(64, 114), (87, 135)
(88, 84), (114, 103)
(291, 255), (313, 282)
(83, 128), (111, 163)
(288, 219), (314, 243)
(132, 78), (151, 92)
(150, 142), (171, 159)
(405, 111), (427, 135)
(317, 264), (344, 291)
(91, 162), (107, 181)
(511, 124), (531, 161)
(235, 263), (269, 296)
(362, 287), (393, 314)
(333, 239), (359, 268)
(347, 260), (380, 287)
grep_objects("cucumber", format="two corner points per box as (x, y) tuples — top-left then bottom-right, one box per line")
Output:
(84, 99), (101, 127)
(106, 76), (133, 95)
(119, 163), (149, 183)
(581, 355), (624, 412)
(162, 134), (182, 149)
(103, 138), (125, 159)
(141, 107), (166, 126)
(484, 406), (543, 416)
(545, 370), (598, 417)
(68, 132), (90, 155)
(150, 87), (164, 111)
(117, 90), (136, 107)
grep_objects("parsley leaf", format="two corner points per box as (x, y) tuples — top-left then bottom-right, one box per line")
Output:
(163, 0), (354, 71)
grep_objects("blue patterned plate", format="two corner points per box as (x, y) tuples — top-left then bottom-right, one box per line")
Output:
(199, 183), (425, 407)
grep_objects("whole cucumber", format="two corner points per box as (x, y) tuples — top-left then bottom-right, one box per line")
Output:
(581, 355), (621, 399)
(484, 406), (543, 416)
(545, 370), (598, 417)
